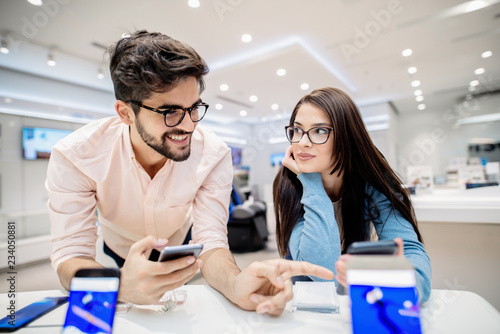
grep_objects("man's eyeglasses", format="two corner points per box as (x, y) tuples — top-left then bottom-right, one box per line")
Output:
(127, 101), (209, 127)
(285, 126), (333, 144)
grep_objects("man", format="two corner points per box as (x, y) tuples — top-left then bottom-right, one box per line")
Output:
(46, 30), (333, 315)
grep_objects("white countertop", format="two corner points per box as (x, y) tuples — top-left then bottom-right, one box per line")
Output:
(411, 185), (500, 224)
(2, 286), (500, 333)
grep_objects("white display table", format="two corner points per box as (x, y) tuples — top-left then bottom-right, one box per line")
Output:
(1, 285), (500, 333)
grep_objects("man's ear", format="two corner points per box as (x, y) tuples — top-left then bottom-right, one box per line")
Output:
(115, 100), (134, 125)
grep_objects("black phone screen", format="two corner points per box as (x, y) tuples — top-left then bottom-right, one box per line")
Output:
(0, 296), (67, 332)
(346, 240), (398, 255)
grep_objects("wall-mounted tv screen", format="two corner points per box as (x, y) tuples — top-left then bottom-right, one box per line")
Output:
(22, 127), (73, 160)
(270, 152), (285, 167)
(229, 146), (242, 167)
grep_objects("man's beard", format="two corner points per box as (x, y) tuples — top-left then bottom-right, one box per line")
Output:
(135, 117), (192, 162)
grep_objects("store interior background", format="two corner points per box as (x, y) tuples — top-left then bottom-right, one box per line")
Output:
(0, 0), (499, 310)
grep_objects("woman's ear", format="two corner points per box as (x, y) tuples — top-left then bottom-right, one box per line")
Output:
(115, 100), (134, 125)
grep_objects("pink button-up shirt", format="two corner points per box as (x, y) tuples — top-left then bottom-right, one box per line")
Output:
(46, 116), (233, 269)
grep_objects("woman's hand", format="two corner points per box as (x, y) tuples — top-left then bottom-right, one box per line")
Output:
(334, 238), (405, 288)
(281, 146), (301, 175)
(394, 237), (404, 256)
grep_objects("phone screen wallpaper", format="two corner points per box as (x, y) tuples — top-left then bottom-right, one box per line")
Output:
(350, 285), (422, 334)
(62, 289), (118, 334)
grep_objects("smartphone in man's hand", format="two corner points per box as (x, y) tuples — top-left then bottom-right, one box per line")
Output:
(158, 244), (204, 262)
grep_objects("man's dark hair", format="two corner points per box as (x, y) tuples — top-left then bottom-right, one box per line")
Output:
(108, 30), (209, 114)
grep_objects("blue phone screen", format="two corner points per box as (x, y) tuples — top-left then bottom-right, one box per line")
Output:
(62, 277), (119, 334)
(0, 297), (67, 330)
(348, 268), (422, 334)
(350, 285), (422, 334)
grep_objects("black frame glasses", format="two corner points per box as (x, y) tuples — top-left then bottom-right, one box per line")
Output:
(127, 100), (209, 127)
(285, 126), (333, 144)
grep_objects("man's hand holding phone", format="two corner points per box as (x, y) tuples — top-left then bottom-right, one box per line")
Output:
(119, 236), (202, 305)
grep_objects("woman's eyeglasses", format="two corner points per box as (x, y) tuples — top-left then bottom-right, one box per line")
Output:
(285, 126), (333, 144)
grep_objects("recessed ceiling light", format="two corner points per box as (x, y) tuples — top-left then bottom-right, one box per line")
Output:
(121, 33), (131, 38)
(417, 104), (426, 110)
(27, 0), (43, 6)
(240, 110), (247, 117)
(219, 84), (229, 91)
(187, 0), (200, 8)
(249, 95), (258, 102)
(300, 83), (310, 90)
(414, 90), (422, 96)
(0, 38), (9, 54)
(465, 0), (488, 13)
(276, 68), (286, 76)
(47, 53), (56, 66)
(408, 67), (417, 74)
(481, 51), (492, 58)
(411, 80), (421, 87)
(261, 116), (268, 122)
(416, 95), (424, 102)
(97, 67), (104, 79)
(241, 34), (252, 43)
(474, 68), (485, 75)
(469, 80), (480, 87)
(215, 103), (223, 110)
(4, 97), (13, 103)
(271, 104), (279, 110)
(402, 49), (413, 57)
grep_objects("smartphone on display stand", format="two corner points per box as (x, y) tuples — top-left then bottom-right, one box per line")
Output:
(347, 256), (422, 334)
(158, 244), (203, 262)
(62, 268), (120, 334)
(346, 240), (398, 255)
(338, 240), (399, 296)
(0, 296), (67, 332)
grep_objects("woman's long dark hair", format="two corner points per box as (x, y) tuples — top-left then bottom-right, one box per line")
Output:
(273, 87), (423, 257)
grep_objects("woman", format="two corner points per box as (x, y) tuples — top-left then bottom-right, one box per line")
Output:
(273, 87), (431, 302)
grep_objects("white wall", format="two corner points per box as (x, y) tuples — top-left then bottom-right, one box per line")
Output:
(0, 113), (84, 241)
(243, 117), (288, 201)
(359, 102), (398, 168)
(0, 66), (117, 242)
(396, 94), (500, 181)
(0, 67), (115, 119)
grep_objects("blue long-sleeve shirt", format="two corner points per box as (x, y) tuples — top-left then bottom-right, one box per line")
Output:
(288, 173), (432, 303)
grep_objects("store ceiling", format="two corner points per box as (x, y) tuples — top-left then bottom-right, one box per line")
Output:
(0, 0), (499, 125)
